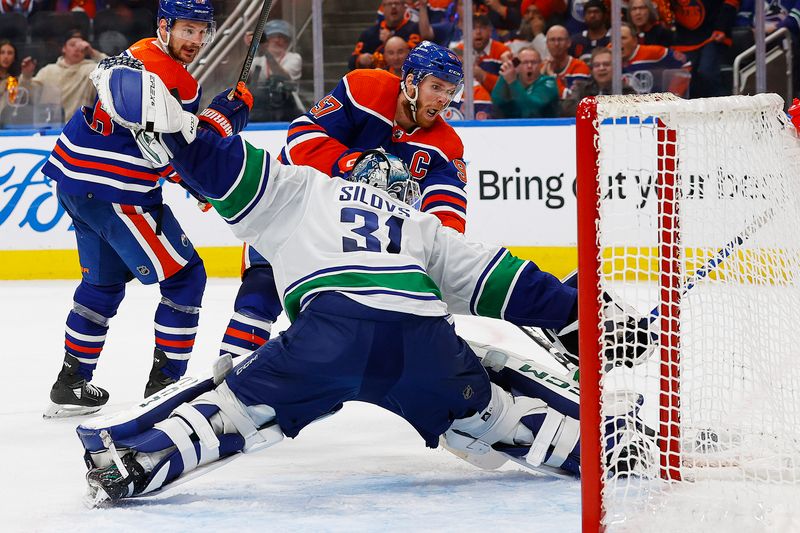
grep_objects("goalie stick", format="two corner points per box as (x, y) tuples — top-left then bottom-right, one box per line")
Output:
(516, 205), (779, 374)
(228, 0), (274, 100)
(644, 205), (777, 325)
(611, 204), (779, 369)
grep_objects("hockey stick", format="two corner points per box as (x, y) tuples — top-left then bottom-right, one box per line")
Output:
(644, 205), (777, 325)
(516, 325), (578, 373)
(228, 0), (275, 100)
(516, 205), (779, 373)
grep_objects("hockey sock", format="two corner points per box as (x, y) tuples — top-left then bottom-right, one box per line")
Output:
(156, 254), (205, 380)
(219, 310), (272, 357)
(219, 266), (280, 357)
(65, 281), (126, 381)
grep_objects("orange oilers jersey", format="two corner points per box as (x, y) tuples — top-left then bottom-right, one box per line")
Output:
(548, 55), (590, 99)
(457, 39), (511, 93)
(280, 68), (468, 233)
(125, 38), (202, 114)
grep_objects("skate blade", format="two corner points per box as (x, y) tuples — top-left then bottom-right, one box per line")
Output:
(83, 482), (111, 509)
(43, 402), (102, 419)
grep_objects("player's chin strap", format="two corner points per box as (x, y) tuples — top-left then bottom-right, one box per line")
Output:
(401, 75), (424, 125)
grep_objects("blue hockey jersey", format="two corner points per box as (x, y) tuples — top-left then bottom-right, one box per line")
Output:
(41, 39), (201, 206)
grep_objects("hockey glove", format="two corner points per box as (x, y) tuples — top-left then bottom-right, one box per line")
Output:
(198, 82), (253, 138)
(600, 293), (657, 372)
(333, 149), (364, 179)
(542, 292), (656, 372)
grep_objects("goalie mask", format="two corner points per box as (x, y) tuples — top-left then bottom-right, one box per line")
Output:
(350, 150), (421, 208)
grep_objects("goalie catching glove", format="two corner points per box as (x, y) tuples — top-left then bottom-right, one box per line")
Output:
(542, 272), (656, 371)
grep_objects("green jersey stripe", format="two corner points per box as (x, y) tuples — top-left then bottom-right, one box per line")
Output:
(284, 271), (442, 321)
(475, 252), (527, 318)
(208, 141), (266, 219)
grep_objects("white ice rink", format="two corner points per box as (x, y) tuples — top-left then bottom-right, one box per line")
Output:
(0, 279), (581, 533)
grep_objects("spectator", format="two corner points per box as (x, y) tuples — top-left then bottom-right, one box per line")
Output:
(562, 0), (592, 34)
(420, 0), (464, 47)
(249, 19), (302, 84)
(444, 44), (495, 119)
(457, 13), (511, 92)
(628, 0), (673, 47)
(421, 0), (455, 24)
(0, 39), (25, 119)
(561, 47), (635, 116)
(248, 19), (302, 123)
(382, 35), (411, 75)
(507, 3), (549, 59)
(620, 21), (690, 95)
(569, 0), (610, 63)
(350, 0), (421, 70)
(19, 29), (106, 120)
(736, 0), (799, 98)
(476, 0), (522, 40)
(671, 0), (738, 98)
(0, 0), (33, 15)
(520, 0), (567, 21)
(540, 24), (590, 98)
(41, 0), (97, 18)
(491, 46), (558, 117)
(0, 39), (18, 81)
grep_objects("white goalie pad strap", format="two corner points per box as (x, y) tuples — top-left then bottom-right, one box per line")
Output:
(194, 382), (272, 451)
(526, 408), (565, 467)
(172, 403), (220, 450)
(447, 383), (547, 455)
(542, 414), (580, 469)
(154, 417), (198, 473)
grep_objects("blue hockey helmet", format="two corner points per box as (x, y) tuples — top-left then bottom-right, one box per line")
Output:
(350, 150), (421, 208)
(401, 41), (464, 94)
(158, 0), (216, 44)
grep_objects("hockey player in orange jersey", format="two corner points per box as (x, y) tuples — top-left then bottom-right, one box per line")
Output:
(42, 0), (243, 418)
(218, 42), (471, 361)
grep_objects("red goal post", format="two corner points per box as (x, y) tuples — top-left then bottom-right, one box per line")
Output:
(576, 93), (800, 532)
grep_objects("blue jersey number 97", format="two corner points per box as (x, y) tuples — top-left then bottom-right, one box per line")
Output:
(341, 207), (403, 254)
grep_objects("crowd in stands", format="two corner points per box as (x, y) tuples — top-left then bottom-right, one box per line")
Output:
(0, 0), (164, 127)
(349, 0), (791, 120)
(0, 0), (796, 126)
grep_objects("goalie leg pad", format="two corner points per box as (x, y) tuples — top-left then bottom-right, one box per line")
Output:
(445, 382), (581, 476)
(82, 380), (283, 500)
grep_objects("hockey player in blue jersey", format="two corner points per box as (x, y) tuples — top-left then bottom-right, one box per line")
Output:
(218, 40), (470, 362)
(42, 0), (236, 419)
(72, 61), (656, 504)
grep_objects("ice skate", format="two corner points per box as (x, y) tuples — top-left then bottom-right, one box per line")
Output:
(144, 348), (177, 398)
(85, 453), (147, 507)
(43, 354), (109, 419)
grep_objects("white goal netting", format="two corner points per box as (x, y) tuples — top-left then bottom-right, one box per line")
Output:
(585, 93), (800, 532)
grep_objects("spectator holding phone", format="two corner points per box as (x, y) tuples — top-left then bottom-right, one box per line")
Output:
(491, 46), (558, 118)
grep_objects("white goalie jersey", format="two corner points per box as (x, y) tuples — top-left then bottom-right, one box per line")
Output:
(170, 133), (576, 328)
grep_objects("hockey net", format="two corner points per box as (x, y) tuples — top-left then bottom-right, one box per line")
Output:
(576, 93), (800, 532)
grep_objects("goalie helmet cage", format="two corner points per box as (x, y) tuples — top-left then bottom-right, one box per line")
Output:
(576, 93), (800, 533)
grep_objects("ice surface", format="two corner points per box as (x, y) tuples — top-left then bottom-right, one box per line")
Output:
(0, 279), (581, 533)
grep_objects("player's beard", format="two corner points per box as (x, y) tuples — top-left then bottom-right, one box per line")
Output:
(168, 38), (200, 65)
